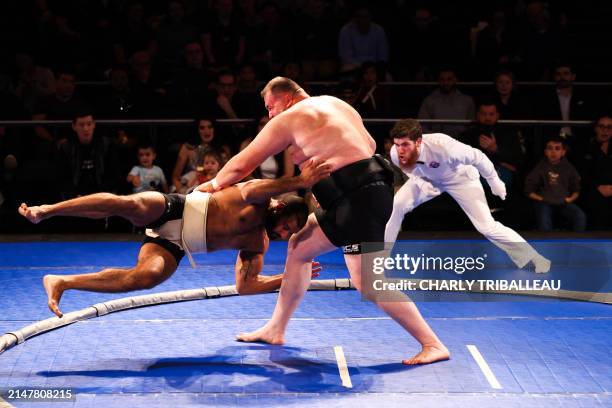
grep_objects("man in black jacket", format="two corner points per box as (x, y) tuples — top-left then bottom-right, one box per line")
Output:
(460, 101), (524, 197)
(536, 62), (591, 155)
(56, 112), (120, 200)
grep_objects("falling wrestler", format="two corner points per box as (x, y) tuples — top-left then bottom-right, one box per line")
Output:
(18, 158), (331, 318)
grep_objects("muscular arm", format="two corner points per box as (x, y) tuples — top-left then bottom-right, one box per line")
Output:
(234, 250), (282, 295)
(209, 113), (293, 189)
(239, 177), (305, 204)
(238, 158), (331, 203)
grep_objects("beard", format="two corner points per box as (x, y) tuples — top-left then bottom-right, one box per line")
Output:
(399, 149), (419, 167)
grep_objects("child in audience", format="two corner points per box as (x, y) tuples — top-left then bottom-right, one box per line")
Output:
(127, 145), (168, 194)
(525, 136), (586, 231)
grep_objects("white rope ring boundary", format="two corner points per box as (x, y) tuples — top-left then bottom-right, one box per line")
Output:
(0, 278), (355, 355)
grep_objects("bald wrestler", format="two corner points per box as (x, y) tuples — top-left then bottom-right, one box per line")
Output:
(197, 77), (449, 365)
(19, 158), (330, 318)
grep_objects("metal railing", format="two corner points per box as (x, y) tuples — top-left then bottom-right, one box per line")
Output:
(0, 118), (595, 149)
(0, 118), (595, 139)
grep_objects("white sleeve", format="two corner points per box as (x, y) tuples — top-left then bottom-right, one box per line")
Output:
(444, 136), (498, 180)
(129, 166), (140, 176)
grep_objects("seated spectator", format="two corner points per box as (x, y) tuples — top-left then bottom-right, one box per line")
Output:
(169, 41), (213, 115)
(127, 144), (168, 194)
(580, 115), (612, 230)
(391, 7), (441, 80)
(32, 67), (88, 156)
(237, 63), (258, 94)
(56, 112), (120, 200)
(200, 0), (246, 70)
(172, 118), (216, 193)
(250, 2), (295, 76)
(537, 62), (591, 153)
(96, 65), (140, 118)
(235, 65), (263, 119)
(190, 149), (223, 188)
(13, 52), (56, 114)
(294, 0), (339, 80)
(492, 70), (531, 120)
(525, 136), (586, 231)
(354, 62), (391, 117)
(460, 101), (524, 193)
(473, 10), (519, 79)
(205, 70), (242, 119)
(335, 81), (358, 107)
(239, 116), (294, 180)
(129, 50), (166, 113)
(518, 4), (565, 80)
(418, 67), (475, 138)
(155, 0), (199, 74)
(112, 0), (157, 65)
(338, 6), (389, 75)
(204, 71), (251, 142)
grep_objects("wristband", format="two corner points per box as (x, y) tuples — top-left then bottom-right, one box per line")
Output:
(211, 177), (220, 191)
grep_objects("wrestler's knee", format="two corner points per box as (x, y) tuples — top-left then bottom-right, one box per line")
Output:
(286, 233), (312, 262)
(126, 264), (165, 290)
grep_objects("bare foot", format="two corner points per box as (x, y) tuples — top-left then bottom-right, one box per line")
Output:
(402, 344), (450, 365)
(235, 326), (285, 345)
(18, 203), (50, 224)
(43, 275), (65, 318)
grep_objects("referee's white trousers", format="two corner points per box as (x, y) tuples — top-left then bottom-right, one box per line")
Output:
(385, 172), (538, 268)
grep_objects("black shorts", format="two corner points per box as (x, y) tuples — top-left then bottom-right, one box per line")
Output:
(312, 156), (394, 254)
(142, 193), (186, 264)
(146, 193), (185, 229)
(142, 235), (185, 264)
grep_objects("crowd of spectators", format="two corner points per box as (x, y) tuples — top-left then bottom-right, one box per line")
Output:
(0, 0), (611, 233)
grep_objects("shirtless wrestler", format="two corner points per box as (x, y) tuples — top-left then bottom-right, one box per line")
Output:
(19, 158), (331, 318)
(197, 77), (450, 365)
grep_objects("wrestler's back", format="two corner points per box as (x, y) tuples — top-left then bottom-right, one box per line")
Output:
(287, 96), (376, 172)
(205, 186), (267, 252)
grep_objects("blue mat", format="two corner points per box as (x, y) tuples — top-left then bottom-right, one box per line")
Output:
(1, 240), (611, 408)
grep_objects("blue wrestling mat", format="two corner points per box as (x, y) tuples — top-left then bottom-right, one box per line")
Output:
(0, 240), (611, 407)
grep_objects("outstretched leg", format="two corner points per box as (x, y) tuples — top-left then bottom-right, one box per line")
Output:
(43, 243), (178, 317)
(236, 213), (449, 365)
(446, 179), (550, 272)
(344, 253), (449, 365)
(19, 192), (166, 226)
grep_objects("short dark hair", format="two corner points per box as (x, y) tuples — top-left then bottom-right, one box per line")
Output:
(477, 98), (499, 110)
(72, 109), (94, 123)
(553, 61), (574, 72)
(260, 76), (301, 98)
(265, 195), (309, 239)
(545, 135), (567, 149)
(494, 69), (515, 82)
(390, 119), (422, 141)
(137, 143), (155, 152)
